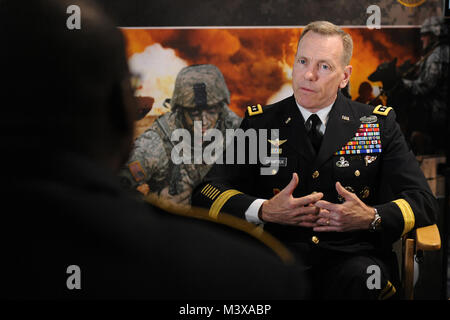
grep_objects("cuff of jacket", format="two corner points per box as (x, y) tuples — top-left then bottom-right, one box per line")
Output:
(375, 199), (415, 243)
(193, 183), (259, 220)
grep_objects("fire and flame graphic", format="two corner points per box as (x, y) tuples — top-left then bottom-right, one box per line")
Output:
(122, 27), (420, 121)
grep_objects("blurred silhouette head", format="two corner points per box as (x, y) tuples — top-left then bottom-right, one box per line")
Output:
(0, 0), (136, 170)
(358, 81), (373, 100)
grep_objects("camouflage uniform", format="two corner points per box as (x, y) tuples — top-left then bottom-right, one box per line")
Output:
(401, 16), (449, 153)
(119, 65), (241, 204)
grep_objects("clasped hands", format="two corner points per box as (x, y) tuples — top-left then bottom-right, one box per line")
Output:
(260, 173), (375, 232)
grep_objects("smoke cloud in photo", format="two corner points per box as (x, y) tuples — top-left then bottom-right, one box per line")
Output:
(122, 27), (420, 119)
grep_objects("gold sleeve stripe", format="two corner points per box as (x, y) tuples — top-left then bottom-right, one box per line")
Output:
(201, 184), (210, 194)
(210, 189), (221, 200)
(206, 186), (218, 198)
(393, 199), (415, 236)
(378, 281), (396, 300)
(209, 189), (242, 219)
(378, 281), (391, 298)
(202, 185), (213, 196)
(204, 186), (213, 197)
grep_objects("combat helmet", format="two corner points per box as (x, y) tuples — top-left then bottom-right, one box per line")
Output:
(420, 16), (448, 37)
(171, 64), (230, 109)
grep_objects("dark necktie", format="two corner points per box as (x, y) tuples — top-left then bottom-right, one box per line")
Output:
(305, 114), (323, 153)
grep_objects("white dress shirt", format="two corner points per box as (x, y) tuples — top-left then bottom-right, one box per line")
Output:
(244, 99), (334, 224)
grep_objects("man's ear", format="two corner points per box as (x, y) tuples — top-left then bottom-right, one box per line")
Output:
(339, 65), (352, 88)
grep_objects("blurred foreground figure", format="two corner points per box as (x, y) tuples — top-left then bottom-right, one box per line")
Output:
(0, 0), (309, 299)
(119, 64), (241, 204)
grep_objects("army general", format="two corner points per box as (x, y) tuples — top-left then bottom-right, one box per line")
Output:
(192, 21), (438, 299)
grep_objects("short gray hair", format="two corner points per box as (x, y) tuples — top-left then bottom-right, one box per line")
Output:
(298, 21), (353, 66)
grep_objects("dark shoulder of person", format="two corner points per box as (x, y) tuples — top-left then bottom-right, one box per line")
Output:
(141, 199), (311, 299)
(2, 160), (309, 300)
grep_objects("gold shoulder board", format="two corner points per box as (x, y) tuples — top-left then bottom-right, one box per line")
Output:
(373, 105), (393, 116)
(247, 104), (263, 116)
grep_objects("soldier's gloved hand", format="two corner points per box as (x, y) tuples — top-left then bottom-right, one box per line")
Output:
(260, 173), (323, 227)
(313, 181), (376, 232)
(159, 186), (192, 205)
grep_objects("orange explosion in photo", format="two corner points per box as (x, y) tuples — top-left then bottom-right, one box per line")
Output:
(122, 27), (420, 133)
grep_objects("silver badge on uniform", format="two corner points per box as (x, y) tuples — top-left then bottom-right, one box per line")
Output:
(336, 156), (349, 168)
(360, 115), (378, 123)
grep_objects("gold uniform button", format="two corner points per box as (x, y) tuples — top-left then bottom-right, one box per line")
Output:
(361, 187), (370, 199)
(354, 170), (360, 177)
(312, 170), (320, 179)
(311, 236), (319, 244)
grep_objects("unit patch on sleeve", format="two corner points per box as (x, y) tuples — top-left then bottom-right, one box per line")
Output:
(128, 161), (146, 182)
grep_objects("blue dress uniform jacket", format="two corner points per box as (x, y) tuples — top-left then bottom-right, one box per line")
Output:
(192, 91), (438, 254)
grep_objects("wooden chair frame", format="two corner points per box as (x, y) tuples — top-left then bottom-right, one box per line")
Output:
(401, 224), (441, 299)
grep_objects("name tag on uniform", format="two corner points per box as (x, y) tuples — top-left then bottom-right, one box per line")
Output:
(262, 157), (287, 167)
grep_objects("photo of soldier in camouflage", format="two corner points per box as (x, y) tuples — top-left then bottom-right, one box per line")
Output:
(118, 64), (241, 204)
(399, 16), (449, 155)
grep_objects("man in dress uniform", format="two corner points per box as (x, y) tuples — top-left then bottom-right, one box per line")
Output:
(192, 21), (439, 299)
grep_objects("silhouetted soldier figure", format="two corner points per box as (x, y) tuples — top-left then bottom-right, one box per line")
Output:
(355, 81), (382, 106)
(400, 16), (449, 155)
(0, 0), (309, 300)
